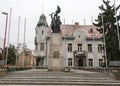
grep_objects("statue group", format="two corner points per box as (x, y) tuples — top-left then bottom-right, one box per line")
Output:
(50, 6), (62, 33)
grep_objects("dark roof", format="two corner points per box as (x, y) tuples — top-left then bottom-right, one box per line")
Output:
(37, 13), (48, 27)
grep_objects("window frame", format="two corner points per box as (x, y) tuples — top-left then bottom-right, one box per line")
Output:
(68, 58), (72, 66)
(68, 43), (72, 52)
(42, 30), (44, 35)
(99, 59), (103, 66)
(40, 43), (44, 51)
(88, 59), (93, 67)
(35, 44), (38, 51)
(88, 44), (92, 52)
(78, 44), (82, 52)
(98, 44), (102, 53)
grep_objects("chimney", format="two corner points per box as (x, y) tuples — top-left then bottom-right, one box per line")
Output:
(74, 22), (80, 29)
(75, 22), (79, 25)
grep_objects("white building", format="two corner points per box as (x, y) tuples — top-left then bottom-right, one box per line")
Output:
(33, 14), (104, 68)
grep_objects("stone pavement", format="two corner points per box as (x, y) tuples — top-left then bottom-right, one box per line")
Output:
(0, 69), (120, 86)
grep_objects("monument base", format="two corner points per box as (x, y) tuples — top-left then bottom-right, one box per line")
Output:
(48, 33), (64, 71)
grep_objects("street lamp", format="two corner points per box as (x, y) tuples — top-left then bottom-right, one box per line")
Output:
(101, 11), (108, 68)
(2, 12), (8, 66)
(5, 8), (12, 65)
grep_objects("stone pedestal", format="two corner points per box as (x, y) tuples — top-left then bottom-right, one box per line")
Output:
(48, 33), (64, 71)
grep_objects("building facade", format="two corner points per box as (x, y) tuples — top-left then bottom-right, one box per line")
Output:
(33, 14), (104, 68)
(17, 50), (34, 67)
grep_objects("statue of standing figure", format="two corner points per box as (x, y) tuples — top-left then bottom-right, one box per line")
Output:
(50, 6), (62, 33)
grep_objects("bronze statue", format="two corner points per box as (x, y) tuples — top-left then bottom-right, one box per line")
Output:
(50, 6), (62, 33)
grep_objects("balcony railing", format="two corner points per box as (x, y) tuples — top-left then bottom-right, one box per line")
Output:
(33, 51), (46, 57)
(74, 51), (87, 57)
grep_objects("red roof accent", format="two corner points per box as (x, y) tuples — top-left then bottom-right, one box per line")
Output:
(61, 25), (102, 38)
(48, 24), (102, 39)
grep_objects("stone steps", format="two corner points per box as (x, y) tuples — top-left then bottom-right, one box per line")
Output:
(1, 79), (119, 83)
(0, 81), (120, 85)
(0, 69), (120, 85)
(2, 77), (111, 80)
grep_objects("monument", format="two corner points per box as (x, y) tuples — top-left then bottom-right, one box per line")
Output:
(48, 6), (64, 71)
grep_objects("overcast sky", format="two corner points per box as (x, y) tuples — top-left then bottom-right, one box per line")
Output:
(0, 0), (120, 50)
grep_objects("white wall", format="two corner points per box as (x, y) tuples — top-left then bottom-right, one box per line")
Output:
(87, 40), (103, 67)
(63, 29), (103, 67)
(34, 26), (50, 67)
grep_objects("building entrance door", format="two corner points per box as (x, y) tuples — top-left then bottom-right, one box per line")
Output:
(78, 59), (83, 67)
(36, 58), (43, 66)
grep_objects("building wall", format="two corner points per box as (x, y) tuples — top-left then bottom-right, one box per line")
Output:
(61, 29), (103, 68)
(35, 26), (49, 43)
(34, 26), (49, 54)
(18, 51), (34, 67)
(87, 40), (103, 67)
(34, 25), (50, 67)
(34, 26), (104, 68)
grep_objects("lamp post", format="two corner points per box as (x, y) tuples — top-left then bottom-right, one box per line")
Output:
(92, 31), (95, 67)
(2, 12), (8, 66)
(92, 30), (99, 67)
(101, 10), (108, 68)
(6, 8), (12, 65)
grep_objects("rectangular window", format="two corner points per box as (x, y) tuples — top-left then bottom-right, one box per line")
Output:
(40, 43), (44, 51)
(99, 59), (103, 66)
(78, 44), (82, 51)
(98, 44), (102, 53)
(42, 30), (44, 35)
(68, 58), (72, 66)
(88, 59), (93, 67)
(35, 44), (38, 51)
(68, 43), (72, 52)
(36, 31), (38, 34)
(88, 44), (92, 52)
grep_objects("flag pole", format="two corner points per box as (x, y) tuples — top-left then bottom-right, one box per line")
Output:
(22, 17), (26, 67)
(114, 0), (120, 51)
(16, 16), (20, 66)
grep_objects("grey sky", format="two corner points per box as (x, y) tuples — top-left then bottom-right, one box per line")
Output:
(0, 0), (120, 50)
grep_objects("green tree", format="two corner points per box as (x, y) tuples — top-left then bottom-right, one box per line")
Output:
(5, 44), (16, 65)
(93, 0), (120, 63)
